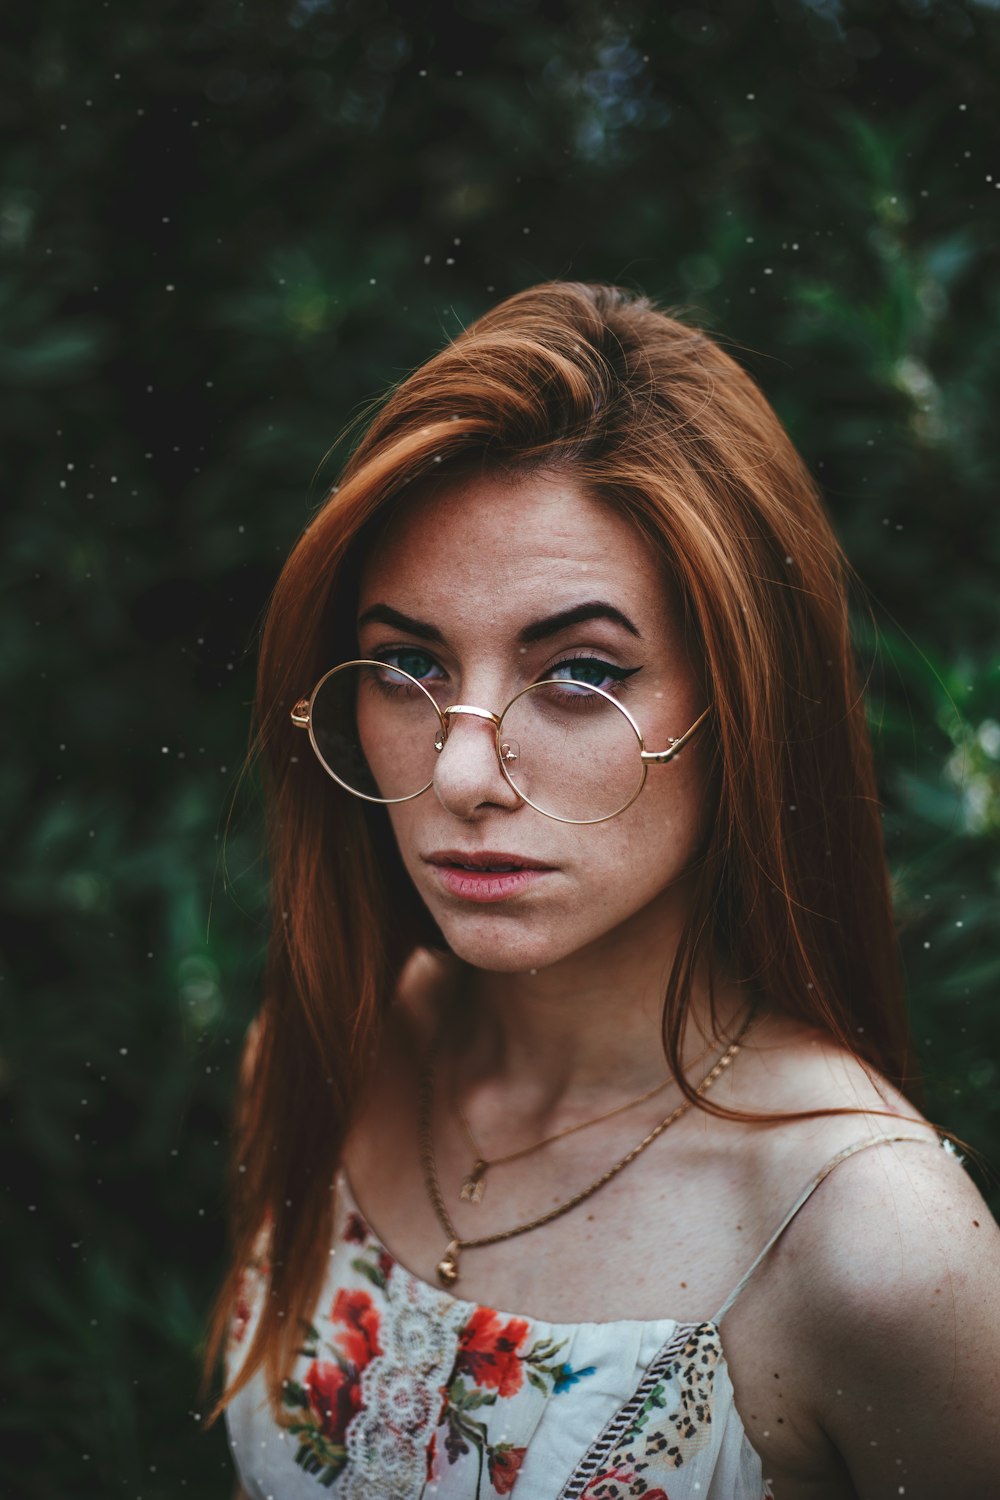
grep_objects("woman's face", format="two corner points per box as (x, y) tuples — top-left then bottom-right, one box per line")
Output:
(354, 469), (713, 976)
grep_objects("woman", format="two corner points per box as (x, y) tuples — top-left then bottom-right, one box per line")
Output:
(207, 282), (1000, 1498)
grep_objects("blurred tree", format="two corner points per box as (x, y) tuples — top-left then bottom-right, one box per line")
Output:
(1, 0), (998, 1494)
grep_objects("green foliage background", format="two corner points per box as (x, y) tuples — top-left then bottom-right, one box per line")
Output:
(2, 0), (999, 1494)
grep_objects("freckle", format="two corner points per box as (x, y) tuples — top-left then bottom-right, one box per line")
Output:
(973, 1220), (980, 1227)
(736, 1224), (742, 1231)
(777, 1417), (784, 1423)
(773, 1372), (779, 1379)
(680, 1281), (687, 1289)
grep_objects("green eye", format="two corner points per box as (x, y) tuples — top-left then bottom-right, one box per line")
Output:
(567, 661), (608, 686)
(383, 650), (439, 681)
(549, 657), (640, 693)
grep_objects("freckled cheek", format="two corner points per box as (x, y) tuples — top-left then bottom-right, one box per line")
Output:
(606, 765), (708, 872)
(377, 756), (709, 898)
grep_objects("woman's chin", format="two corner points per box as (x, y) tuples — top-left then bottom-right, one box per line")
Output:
(428, 903), (627, 978)
(442, 937), (561, 976)
(432, 917), (574, 977)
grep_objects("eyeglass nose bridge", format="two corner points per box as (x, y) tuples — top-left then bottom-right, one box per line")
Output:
(434, 703), (524, 808)
(434, 702), (504, 754)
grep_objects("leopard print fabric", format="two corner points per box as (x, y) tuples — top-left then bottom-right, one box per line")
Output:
(561, 1322), (723, 1498)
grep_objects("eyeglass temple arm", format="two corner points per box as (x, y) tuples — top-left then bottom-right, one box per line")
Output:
(291, 699), (310, 727)
(640, 704), (713, 764)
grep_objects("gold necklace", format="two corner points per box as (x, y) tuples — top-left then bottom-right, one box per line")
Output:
(452, 1038), (717, 1204)
(419, 1004), (758, 1287)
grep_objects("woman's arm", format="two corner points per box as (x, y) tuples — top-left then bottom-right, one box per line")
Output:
(798, 1139), (1000, 1496)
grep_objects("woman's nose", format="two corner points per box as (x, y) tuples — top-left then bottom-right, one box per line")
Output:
(432, 711), (523, 818)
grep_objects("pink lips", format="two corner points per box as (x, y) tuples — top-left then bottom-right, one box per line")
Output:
(424, 849), (555, 903)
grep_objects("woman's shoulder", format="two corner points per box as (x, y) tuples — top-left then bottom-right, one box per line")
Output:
(760, 1034), (1000, 1490)
(729, 1008), (940, 1153)
(735, 1011), (999, 1319)
(720, 1010), (976, 1279)
(725, 1017), (1000, 1480)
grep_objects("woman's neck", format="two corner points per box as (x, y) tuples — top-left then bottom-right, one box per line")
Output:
(437, 901), (754, 1122)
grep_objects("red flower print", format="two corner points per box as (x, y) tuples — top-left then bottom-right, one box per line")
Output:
(488, 1443), (527, 1494)
(582, 1466), (669, 1499)
(344, 1211), (367, 1244)
(456, 1307), (530, 1397)
(330, 1287), (382, 1367)
(304, 1359), (362, 1443)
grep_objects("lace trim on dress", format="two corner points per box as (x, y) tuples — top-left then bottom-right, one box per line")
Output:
(339, 1267), (469, 1500)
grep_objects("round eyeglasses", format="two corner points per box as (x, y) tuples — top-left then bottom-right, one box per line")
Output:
(290, 659), (713, 826)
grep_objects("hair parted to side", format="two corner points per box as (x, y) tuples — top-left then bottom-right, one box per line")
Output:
(202, 279), (928, 1420)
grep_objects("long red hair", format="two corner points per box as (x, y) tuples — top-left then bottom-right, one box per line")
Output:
(203, 280), (929, 1419)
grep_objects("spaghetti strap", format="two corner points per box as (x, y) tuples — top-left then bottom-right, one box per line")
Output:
(711, 1132), (953, 1326)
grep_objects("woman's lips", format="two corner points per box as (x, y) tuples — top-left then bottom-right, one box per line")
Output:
(424, 851), (555, 903)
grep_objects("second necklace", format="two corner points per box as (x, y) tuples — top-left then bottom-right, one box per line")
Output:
(452, 1036), (717, 1205)
(420, 1003), (758, 1287)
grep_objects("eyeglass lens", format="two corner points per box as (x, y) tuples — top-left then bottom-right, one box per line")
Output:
(308, 662), (645, 821)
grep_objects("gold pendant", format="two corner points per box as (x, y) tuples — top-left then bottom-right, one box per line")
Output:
(459, 1159), (488, 1203)
(437, 1240), (461, 1286)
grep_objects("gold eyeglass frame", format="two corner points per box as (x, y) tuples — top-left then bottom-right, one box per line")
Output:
(291, 658), (713, 826)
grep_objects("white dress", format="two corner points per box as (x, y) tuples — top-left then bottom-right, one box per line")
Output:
(226, 1132), (956, 1499)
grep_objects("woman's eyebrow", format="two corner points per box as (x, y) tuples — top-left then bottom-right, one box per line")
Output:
(518, 601), (642, 644)
(356, 600), (643, 645)
(356, 604), (445, 642)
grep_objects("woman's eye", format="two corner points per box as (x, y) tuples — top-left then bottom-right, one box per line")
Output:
(547, 657), (639, 692)
(377, 649), (443, 682)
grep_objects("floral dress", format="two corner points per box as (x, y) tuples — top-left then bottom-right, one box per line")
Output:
(225, 1133), (954, 1499)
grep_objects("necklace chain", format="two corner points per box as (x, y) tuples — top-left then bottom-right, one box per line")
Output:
(452, 1037), (717, 1202)
(418, 1004), (758, 1287)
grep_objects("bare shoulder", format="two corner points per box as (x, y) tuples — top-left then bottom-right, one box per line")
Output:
(716, 1011), (1000, 1324)
(759, 1033), (999, 1316)
(800, 1127), (999, 1315)
(736, 1017), (1000, 1491)
(735, 1014), (990, 1262)
(730, 1010), (940, 1156)
(794, 1133), (1000, 1491)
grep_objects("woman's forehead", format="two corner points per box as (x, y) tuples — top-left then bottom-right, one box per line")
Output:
(357, 471), (671, 630)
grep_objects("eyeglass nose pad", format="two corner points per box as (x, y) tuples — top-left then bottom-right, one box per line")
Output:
(499, 739), (519, 766)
